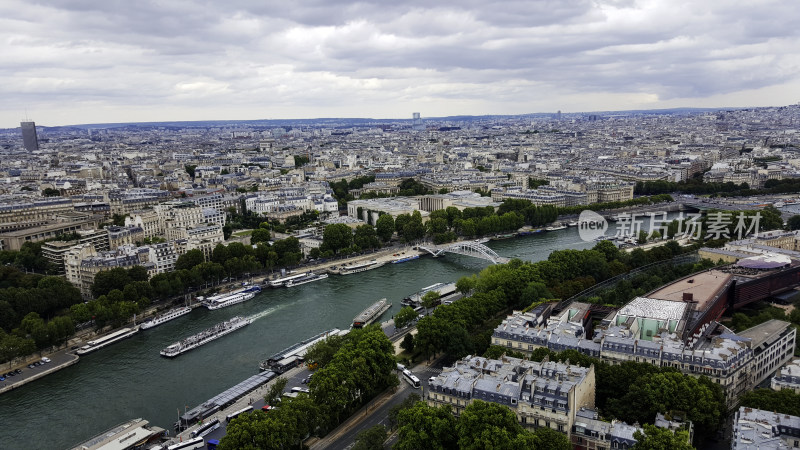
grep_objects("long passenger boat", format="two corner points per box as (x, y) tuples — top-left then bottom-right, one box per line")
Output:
(160, 316), (251, 358)
(141, 306), (192, 330)
(203, 286), (261, 310)
(401, 282), (458, 306)
(352, 299), (391, 328)
(76, 327), (140, 355)
(335, 259), (385, 275)
(268, 272), (311, 288)
(391, 254), (420, 264)
(285, 272), (328, 287)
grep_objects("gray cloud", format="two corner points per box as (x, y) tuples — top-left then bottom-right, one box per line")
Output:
(2, 0), (799, 126)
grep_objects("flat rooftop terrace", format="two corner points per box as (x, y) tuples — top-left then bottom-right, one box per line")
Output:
(737, 319), (792, 350)
(648, 269), (732, 311)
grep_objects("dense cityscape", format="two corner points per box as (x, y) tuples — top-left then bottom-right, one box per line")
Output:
(0, 105), (799, 449)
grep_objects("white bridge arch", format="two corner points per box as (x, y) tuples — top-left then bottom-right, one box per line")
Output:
(418, 241), (508, 265)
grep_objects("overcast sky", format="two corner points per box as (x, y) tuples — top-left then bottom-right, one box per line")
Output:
(2, 0), (799, 128)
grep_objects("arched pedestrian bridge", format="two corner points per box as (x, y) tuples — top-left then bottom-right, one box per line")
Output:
(418, 241), (508, 265)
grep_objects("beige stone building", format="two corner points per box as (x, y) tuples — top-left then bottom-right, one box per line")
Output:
(427, 356), (595, 435)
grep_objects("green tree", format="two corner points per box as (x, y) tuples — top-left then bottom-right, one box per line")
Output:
(421, 291), (439, 313)
(354, 225), (380, 250)
(394, 214), (411, 236)
(739, 388), (800, 416)
(402, 211), (426, 242)
(400, 333), (414, 352)
(211, 243), (230, 264)
(250, 228), (271, 245)
(184, 164), (197, 178)
(532, 427), (571, 450)
(175, 249), (205, 271)
(111, 214), (126, 226)
(456, 400), (531, 450)
(375, 214), (395, 242)
(304, 334), (348, 369)
(394, 306), (419, 329)
(321, 223), (354, 255)
(427, 217), (448, 235)
(91, 267), (132, 298)
(788, 215), (800, 230)
(353, 425), (387, 450)
(388, 393), (421, 430)
(42, 187), (61, 197)
(396, 402), (457, 450)
(609, 372), (724, 440)
(632, 424), (694, 450)
(455, 275), (477, 294)
(264, 377), (288, 406)
(127, 265), (149, 282)
(759, 206), (784, 231)
(637, 229), (649, 244)
(294, 155), (310, 167)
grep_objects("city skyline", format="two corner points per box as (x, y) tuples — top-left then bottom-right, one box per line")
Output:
(2, 0), (799, 128)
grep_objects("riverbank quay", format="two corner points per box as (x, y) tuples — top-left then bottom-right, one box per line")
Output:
(0, 348), (78, 395)
(171, 364), (307, 445)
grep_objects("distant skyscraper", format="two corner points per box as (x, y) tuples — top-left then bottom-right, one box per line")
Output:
(20, 121), (39, 151)
(412, 112), (423, 131)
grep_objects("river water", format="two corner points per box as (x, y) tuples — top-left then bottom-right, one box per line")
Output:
(2, 220), (669, 449)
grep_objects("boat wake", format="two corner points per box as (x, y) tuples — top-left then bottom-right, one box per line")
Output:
(247, 306), (282, 323)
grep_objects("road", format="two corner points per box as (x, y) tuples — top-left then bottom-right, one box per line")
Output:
(315, 360), (446, 450)
(0, 348), (78, 394)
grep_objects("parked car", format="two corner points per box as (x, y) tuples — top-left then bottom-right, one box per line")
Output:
(41, 357), (51, 363)
(14, 369), (21, 374)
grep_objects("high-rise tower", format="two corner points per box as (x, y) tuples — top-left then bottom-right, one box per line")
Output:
(20, 121), (39, 151)
(412, 112), (423, 131)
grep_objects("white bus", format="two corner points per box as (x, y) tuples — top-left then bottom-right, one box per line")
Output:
(226, 406), (253, 422)
(190, 418), (219, 438)
(167, 437), (205, 450)
(402, 369), (421, 389)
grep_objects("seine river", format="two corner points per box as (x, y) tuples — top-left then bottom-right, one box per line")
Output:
(2, 220), (669, 449)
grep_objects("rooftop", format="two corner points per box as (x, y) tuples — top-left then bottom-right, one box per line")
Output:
(737, 319), (793, 350)
(617, 297), (687, 322)
(647, 269), (732, 311)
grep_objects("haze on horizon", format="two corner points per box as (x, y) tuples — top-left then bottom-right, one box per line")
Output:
(2, 0), (799, 128)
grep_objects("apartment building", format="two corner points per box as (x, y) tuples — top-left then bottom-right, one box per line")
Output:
(427, 355), (595, 435)
(0, 216), (101, 251)
(492, 290), (795, 408)
(155, 202), (205, 240)
(0, 198), (75, 225)
(140, 242), (179, 274)
(173, 224), (224, 261)
(108, 189), (172, 215)
(125, 209), (162, 239)
(570, 408), (642, 450)
(41, 228), (109, 274)
(771, 359), (800, 394)
(731, 407), (800, 449)
(107, 225), (144, 250)
(65, 245), (151, 298)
